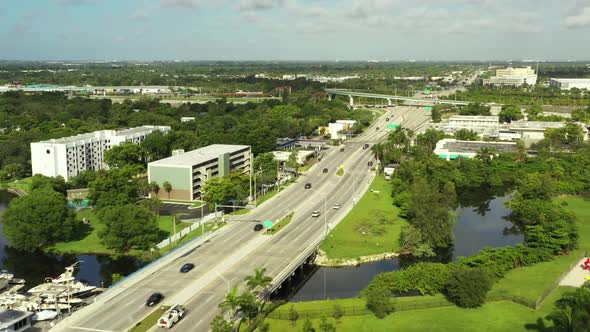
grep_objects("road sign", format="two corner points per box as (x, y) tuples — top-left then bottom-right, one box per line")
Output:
(386, 123), (400, 130)
(262, 221), (274, 228)
(424, 106), (433, 111)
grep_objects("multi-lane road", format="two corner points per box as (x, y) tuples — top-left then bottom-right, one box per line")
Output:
(52, 106), (430, 332)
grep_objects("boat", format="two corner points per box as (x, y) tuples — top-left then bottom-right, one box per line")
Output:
(28, 262), (97, 298)
(32, 310), (58, 321)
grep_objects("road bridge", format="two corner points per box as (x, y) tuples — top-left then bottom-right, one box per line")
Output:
(325, 88), (471, 107)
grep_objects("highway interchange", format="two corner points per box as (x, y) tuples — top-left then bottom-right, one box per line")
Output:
(52, 105), (430, 332)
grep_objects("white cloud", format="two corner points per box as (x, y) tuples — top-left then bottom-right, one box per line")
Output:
(238, 0), (284, 12)
(564, 5), (590, 28)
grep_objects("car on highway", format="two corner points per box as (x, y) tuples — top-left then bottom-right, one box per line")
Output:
(304, 183), (312, 189)
(180, 263), (195, 273)
(363, 144), (369, 149)
(146, 292), (164, 306)
(340, 148), (344, 152)
(333, 203), (340, 210)
(311, 210), (321, 218)
(376, 127), (380, 131)
(253, 224), (264, 232)
(323, 168), (328, 173)
(386, 117), (390, 121)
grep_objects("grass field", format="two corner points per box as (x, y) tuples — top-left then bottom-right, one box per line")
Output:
(0, 177), (32, 194)
(319, 176), (408, 259)
(50, 209), (191, 255)
(158, 222), (221, 255)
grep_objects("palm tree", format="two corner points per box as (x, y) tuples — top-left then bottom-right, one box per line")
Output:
(150, 181), (160, 197)
(244, 268), (273, 310)
(218, 286), (240, 320)
(163, 181), (172, 199)
(475, 147), (495, 164)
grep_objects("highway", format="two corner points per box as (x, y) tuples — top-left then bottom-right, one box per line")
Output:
(52, 106), (430, 332)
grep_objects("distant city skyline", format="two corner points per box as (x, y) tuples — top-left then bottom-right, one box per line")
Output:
(1, 0), (590, 61)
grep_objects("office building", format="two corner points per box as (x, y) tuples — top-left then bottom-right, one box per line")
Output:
(148, 144), (251, 201)
(434, 139), (517, 160)
(482, 67), (537, 87)
(549, 78), (590, 90)
(31, 126), (170, 181)
(499, 121), (588, 141)
(434, 115), (500, 138)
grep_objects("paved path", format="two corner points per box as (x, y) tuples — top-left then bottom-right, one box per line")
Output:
(559, 258), (590, 287)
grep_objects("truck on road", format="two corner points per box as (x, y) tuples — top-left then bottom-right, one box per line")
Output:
(157, 304), (186, 328)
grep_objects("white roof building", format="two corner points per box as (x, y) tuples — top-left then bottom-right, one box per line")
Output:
(327, 120), (357, 140)
(549, 78), (590, 90)
(482, 67), (537, 87)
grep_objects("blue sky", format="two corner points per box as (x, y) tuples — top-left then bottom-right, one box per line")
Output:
(1, 0), (590, 61)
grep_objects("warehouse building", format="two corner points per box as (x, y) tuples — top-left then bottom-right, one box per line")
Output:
(31, 125), (170, 181)
(549, 78), (590, 90)
(148, 144), (251, 201)
(434, 139), (517, 160)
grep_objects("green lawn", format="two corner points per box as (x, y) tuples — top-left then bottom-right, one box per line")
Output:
(129, 306), (169, 332)
(265, 213), (294, 235)
(158, 222), (222, 255)
(319, 176), (408, 259)
(0, 177), (32, 194)
(49, 209), (191, 255)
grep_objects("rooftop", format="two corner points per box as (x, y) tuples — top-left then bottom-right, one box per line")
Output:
(449, 115), (499, 121)
(149, 144), (251, 167)
(436, 139), (517, 154)
(0, 308), (32, 324)
(551, 78), (590, 83)
(116, 125), (170, 136)
(509, 121), (564, 130)
(34, 126), (169, 144)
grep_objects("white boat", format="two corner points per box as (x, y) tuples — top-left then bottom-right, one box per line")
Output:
(39, 302), (71, 311)
(28, 262), (97, 298)
(32, 310), (58, 321)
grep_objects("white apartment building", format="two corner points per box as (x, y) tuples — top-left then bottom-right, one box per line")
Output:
(482, 67), (537, 87)
(31, 125), (171, 181)
(328, 120), (357, 140)
(549, 78), (590, 90)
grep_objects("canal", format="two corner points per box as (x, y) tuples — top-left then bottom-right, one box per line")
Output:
(282, 187), (524, 301)
(0, 191), (143, 288)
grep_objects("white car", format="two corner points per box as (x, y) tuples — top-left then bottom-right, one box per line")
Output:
(333, 203), (340, 210)
(157, 304), (186, 328)
(311, 210), (321, 218)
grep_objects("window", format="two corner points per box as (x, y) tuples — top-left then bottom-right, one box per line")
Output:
(13, 317), (28, 330)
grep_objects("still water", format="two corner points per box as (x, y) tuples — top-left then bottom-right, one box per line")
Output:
(0, 191), (143, 288)
(284, 187), (524, 301)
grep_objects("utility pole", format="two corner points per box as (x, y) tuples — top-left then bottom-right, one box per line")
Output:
(324, 193), (328, 236)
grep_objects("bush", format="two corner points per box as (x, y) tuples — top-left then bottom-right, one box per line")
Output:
(289, 305), (299, 326)
(365, 286), (394, 318)
(301, 318), (315, 332)
(332, 303), (343, 321)
(445, 267), (492, 308)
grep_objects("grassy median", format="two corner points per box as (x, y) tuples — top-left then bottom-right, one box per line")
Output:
(320, 176), (408, 259)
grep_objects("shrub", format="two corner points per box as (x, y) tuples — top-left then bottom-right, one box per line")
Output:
(366, 286), (394, 318)
(301, 318), (315, 332)
(445, 267), (492, 308)
(289, 305), (299, 326)
(332, 303), (344, 321)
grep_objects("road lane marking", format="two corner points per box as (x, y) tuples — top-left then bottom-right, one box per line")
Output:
(69, 327), (119, 332)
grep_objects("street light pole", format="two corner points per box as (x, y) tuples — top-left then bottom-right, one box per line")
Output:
(324, 193), (327, 236)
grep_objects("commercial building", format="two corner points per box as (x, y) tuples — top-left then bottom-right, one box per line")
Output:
(482, 67), (537, 87)
(499, 121), (588, 141)
(148, 144), (251, 201)
(0, 308), (34, 332)
(275, 138), (297, 150)
(31, 125), (170, 181)
(434, 115), (500, 138)
(549, 78), (590, 90)
(327, 120), (357, 140)
(434, 139), (517, 160)
(272, 150), (315, 165)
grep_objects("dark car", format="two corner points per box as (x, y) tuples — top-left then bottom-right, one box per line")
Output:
(368, 161), (373, 167)
(363, 144), (369, 149)
(254, 224), (264, 232)
(386, 117), (390, 121)
(376, 127), (380, 131)
(304, 183), (312, 189)
(323, 168), (328, 173)
(340, 148), (344, 152)
(146, 292), (163, 306)
(180, 263), (195, 273)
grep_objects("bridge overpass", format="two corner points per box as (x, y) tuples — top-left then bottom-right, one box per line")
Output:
(325, 88), (471, 107)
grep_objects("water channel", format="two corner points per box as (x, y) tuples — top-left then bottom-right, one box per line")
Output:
(281, 187), (524, 301)
(0, 191), (143, 289)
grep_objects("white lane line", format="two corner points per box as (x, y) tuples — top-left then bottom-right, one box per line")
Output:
(68, 327), (119, 332)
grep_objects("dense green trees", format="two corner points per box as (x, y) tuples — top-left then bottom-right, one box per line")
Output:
(453, 129), (479, 141)
(87, 166), (143, 209)
(547, 285), (590, 331)
(202, 172), (250, 209)
(459, 102), (490, 116)
(1, 188), (78, 252)
(97, 204), (160, 252)
(498, 105), (523, 123)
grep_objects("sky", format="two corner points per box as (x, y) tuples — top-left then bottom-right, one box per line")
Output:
(1, 0), (590, 61)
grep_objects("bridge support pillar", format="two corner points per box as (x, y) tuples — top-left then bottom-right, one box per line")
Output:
(348, 95), (354, 107)
(387, 98), (392, 106)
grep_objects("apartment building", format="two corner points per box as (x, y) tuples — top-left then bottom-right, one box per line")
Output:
(31, 125), (170, 181)
(147, 144), (251, 201)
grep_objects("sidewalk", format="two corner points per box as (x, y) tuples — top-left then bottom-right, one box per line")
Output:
(559, 258), (590, 287)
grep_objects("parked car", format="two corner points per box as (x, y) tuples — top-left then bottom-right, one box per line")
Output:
(180, 263), (195, 273)
(304, 183), (312, 189)
(323, 168), (328, 173)
(333, 203), (340, 210)
(253, 224), (263, 232)
(311, 210), (321, 217)
(146, 292), (164, 306)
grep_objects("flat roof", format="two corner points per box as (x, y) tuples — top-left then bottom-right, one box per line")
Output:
(436, 139), (517, 154)
(509, 121), (564, 130)
(0, 308), (32, 324)
(449, 115), (499, 121)
(551, 78), (590, 83)
(149, 144), (250, 167)
(116, 126), (169, 136)
(33, 126), (168, 145)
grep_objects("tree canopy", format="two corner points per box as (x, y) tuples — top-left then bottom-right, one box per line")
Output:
(97, 204), (160, 252)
